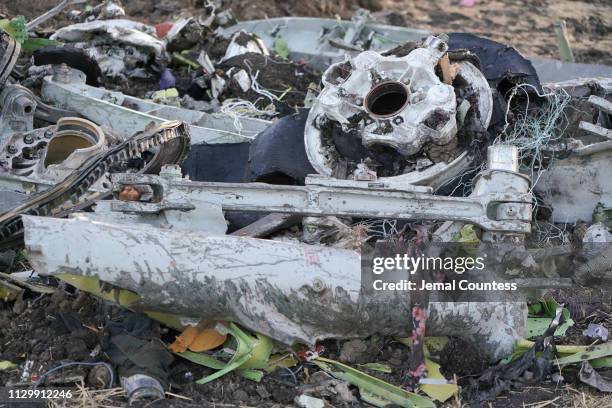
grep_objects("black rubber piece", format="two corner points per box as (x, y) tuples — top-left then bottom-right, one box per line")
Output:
(33, 46), (102, 86)
(182, 142), (251, 182)
(448, 33), (542, 94)
(244, 108), (315, 185)
(182, 109), (314, 185)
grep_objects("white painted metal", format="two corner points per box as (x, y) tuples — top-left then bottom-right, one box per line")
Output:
(41, 67), (270, 144)
(24, 215), (526, 360)
(109, 170), (532, 233)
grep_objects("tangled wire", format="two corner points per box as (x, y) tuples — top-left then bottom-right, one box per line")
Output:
(496, 83), (572, 188)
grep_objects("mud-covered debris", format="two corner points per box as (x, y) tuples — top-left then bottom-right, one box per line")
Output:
(305, 34), (492, 182)
(470, 306), (566, 405)
(67, 0), (126, 23)
(578, 360), (612, 392)
(295, 394), (330, 408)
(583, 323), (609, 342)
(104, 313), (173, 394)
(339, 339), (369, 364)
(122, 373), (165, 404)
(50, 18), (164, 80)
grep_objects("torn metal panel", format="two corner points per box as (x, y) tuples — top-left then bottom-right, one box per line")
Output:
(536, 146), (612, 222)
(578, 96), (612, 139)
(41, 66), (270, 143)
(221, 17), (610, 84)
(219, 17), (430, 71)
(23, 215), (526, 360)
(220, 31), (269, 63)
(47, 18), (165, 81)
(50, 19), (164, 57)
(534, 82), (612, 224)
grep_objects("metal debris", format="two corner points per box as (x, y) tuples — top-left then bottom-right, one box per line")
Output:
(0, 5), (611, 406)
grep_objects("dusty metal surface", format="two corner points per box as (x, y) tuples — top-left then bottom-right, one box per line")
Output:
(220, 15), (430, 71)
(0, 85), (36, 146)
(23, 215), (526, 360)
(306, 36), (459, 170)
(304, 34), (492, 185)
(0, 120), (191, 243)
(224, 16), (612, 84)
(41, 65), (270, 143)
(536, 141), (612, 222)
(107, 167), (531, 233)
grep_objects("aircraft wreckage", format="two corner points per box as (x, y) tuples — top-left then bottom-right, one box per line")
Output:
(1, 13), (611, 365)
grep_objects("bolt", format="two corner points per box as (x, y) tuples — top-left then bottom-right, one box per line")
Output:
(7, 145), (17, 154)
(44, 129), (54, 139)
(311, 278), (326, 293)
(23, 134), (33, 144)
(305, 225), (318, 234)
(52, 64), (72, 84)
(118, 186), (141, 202)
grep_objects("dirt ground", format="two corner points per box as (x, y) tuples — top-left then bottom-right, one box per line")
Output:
(3, 0), (611, 65)
(1, 284), (610, 407)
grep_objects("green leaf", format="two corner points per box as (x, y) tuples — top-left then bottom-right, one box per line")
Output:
(0, 16), (27, 44)
(240, 369), (264, 381)
(502, 340), (612, 368)
(528, 302), (542, 315)
(453, 224), (479, 243)
(527, 298), (574, 337)
(420, 358), (457, 403)
(314, 357), (435, 407)
(176, 323), (272, 385)
(527, 314), (573, 337)
(555, 343), (612, 367)
(177, 350), (226, 370)
(591, 357), (612, 369)
(0, 361), (17, 370)
(273, 37), (289, 59)
(358, 362), (392, 373)
(21, 38), (63, 53)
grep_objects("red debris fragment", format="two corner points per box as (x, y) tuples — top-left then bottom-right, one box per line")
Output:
(155, 22), (173, 38)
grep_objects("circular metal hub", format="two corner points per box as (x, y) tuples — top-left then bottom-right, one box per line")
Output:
(364, 81), (409, 118)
